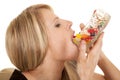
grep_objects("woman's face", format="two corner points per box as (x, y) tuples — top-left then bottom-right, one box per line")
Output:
(41, 9), (78, 61)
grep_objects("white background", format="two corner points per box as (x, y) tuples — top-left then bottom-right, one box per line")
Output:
(0, 0), (120, 74)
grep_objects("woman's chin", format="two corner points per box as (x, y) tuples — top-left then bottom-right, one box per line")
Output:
(70, 42), (79, 57)
(71, 40), (78, 49)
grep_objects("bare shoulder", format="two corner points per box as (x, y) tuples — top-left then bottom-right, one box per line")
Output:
(90, 73), (105, 80)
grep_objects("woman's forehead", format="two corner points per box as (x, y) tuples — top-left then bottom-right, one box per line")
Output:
(40, 9), (57, 26)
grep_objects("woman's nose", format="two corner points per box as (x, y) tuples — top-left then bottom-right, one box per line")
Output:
(68, 20), (72, 25)
(66, 21), (73, 30)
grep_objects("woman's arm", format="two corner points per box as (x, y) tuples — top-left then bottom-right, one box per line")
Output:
(98, 51), (120, 80)
(90, 73), (105, 80)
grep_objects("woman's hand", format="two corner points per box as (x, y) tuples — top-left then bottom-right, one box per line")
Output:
(76, 23), (104, 80)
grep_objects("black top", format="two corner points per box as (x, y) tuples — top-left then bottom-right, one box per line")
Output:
(10, 69), (27, 80)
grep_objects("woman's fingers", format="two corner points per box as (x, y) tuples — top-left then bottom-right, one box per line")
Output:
(90, 32), (104, 54)
(87, 32), (104, 68)
(80, 23), (85, 30)
(95, 32), (104, 48)
(78, 40), (87, 61)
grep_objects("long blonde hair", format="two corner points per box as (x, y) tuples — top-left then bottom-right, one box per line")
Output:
(5, 4), (79, 80)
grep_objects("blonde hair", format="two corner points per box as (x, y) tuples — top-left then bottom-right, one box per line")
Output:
(5, 4), (79, 80)
(6, 4), (50, 71)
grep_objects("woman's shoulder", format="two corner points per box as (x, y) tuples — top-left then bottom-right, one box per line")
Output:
(10, 69), (27, 80)
(0, 68), (27, 80)
(0, 68), (15, 80)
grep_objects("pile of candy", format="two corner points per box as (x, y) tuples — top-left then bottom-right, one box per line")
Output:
(73, 9), (111, 47)
(73, 27), (99, 45)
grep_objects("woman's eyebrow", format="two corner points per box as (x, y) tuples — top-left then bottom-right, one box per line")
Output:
(53, 17), (59, 22)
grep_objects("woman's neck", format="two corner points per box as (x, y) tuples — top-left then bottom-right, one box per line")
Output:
(22, 54), (65, 80)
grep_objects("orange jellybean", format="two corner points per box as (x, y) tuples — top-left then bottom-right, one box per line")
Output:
(81, 34), (90, 40)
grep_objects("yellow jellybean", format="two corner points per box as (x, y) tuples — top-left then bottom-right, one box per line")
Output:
(76, 34), (82, 38)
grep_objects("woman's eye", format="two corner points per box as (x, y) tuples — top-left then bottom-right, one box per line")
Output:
(55, 23), (61, 27)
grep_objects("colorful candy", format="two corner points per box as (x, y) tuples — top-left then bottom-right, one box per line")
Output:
(73, 28), (98, 45)
(73, 9), (111, 48)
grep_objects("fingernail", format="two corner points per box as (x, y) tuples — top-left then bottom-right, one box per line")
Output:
(100, 32), (104, 39)
(81, 40), (86, 49)
(81, 40), (86, 44)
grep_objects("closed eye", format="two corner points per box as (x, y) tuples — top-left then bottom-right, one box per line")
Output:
(55, 23), (61, 27)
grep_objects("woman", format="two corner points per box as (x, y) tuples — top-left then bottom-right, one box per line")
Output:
(5, 4), (120, 80)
